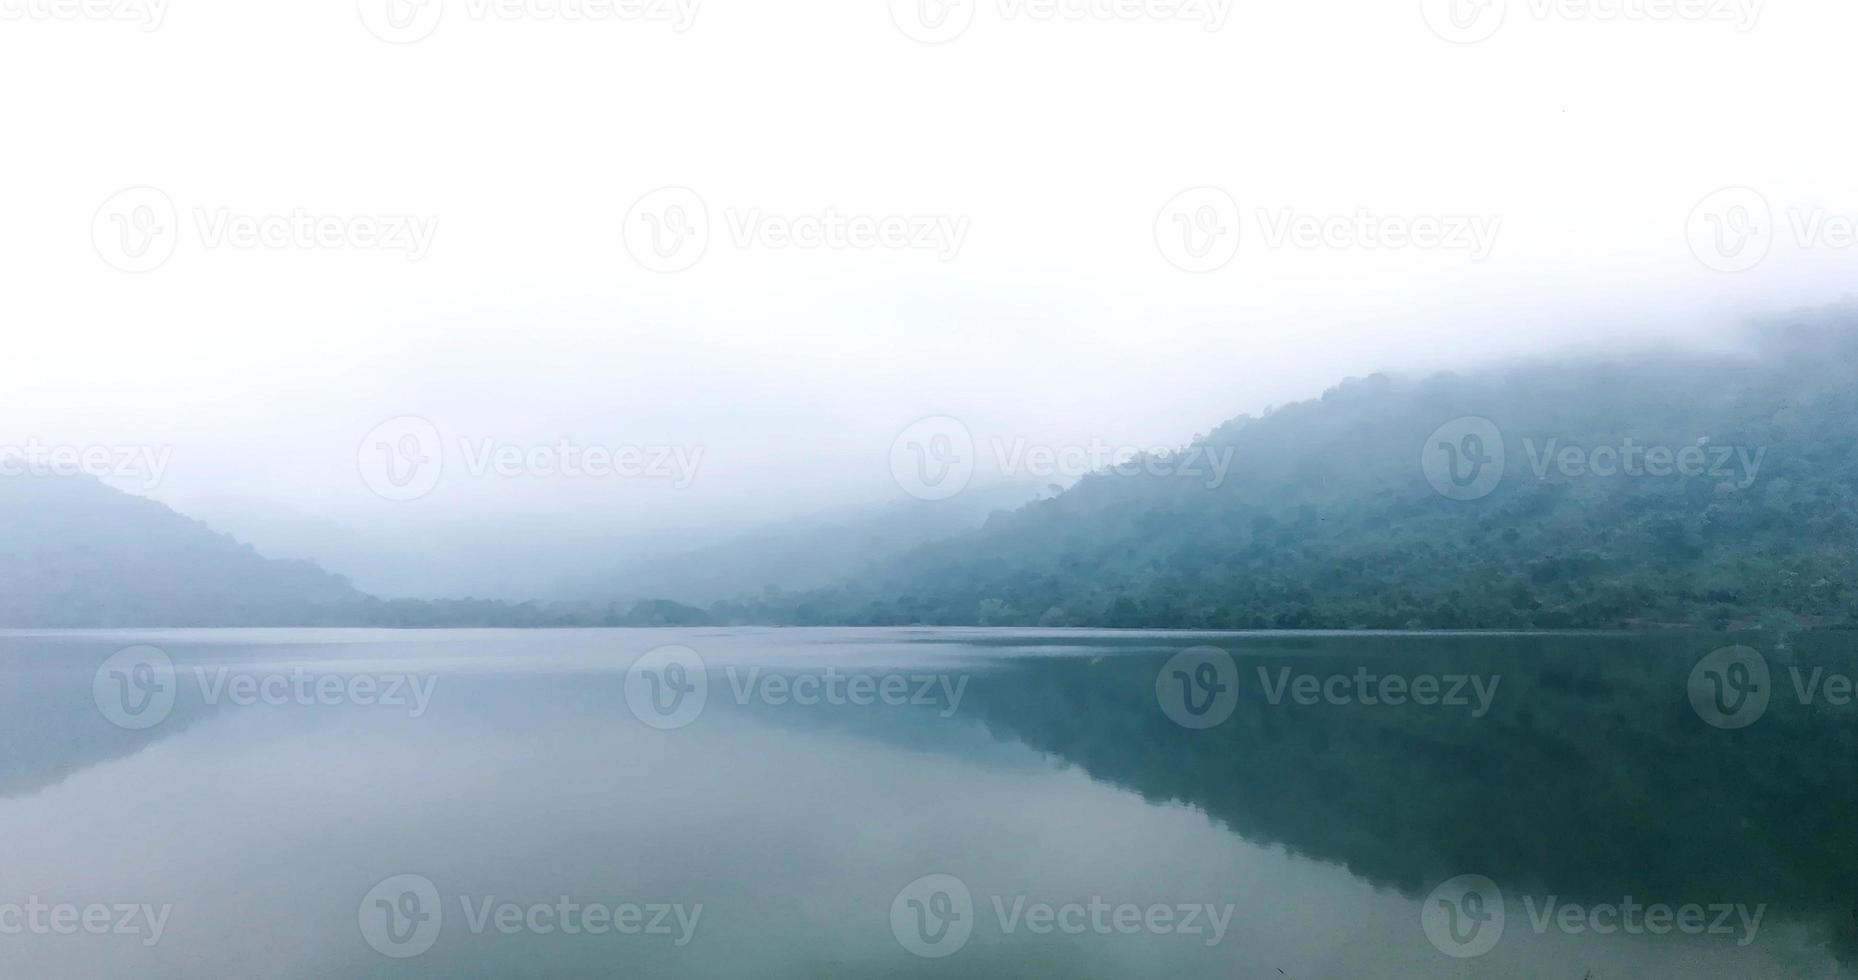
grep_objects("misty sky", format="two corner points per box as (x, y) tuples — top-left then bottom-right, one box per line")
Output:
(4, 0), (1856, 547)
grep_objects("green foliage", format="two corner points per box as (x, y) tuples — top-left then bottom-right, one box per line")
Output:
(719, 312), (1858, 630)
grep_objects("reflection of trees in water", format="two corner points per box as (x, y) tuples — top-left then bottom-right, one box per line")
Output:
(958, 633), (1858, 964)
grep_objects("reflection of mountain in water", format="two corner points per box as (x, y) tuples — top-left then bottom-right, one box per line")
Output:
(0, 660), (211, 800)
(953, 632), (1858, 964)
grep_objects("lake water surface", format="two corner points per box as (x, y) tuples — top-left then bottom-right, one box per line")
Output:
(0, 628), (1851, 978)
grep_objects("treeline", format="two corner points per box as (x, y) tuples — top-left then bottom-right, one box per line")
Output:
(703, 311), (1858, 631)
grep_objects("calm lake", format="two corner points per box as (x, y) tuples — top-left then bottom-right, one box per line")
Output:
(0, 628), (1850, 978)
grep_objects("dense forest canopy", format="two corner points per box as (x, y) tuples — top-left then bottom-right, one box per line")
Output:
(719, 311), (1858, 630)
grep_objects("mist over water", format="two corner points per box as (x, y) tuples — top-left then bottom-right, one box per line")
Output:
(2, 629), (1849, 978)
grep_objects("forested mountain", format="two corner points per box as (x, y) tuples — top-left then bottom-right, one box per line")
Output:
(0, 475), (367, 626)
(720, 312), (1858, 630)
(9, 313), (1858, 630)
(0, 476), (718, 627)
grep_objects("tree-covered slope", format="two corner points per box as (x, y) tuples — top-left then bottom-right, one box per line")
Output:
(0, 476), (724, 627)
(0, 475), (368, 627)
(720, 313), (1858, 629)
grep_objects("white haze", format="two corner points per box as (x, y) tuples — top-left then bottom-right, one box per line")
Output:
(3, 0), (1855, 595)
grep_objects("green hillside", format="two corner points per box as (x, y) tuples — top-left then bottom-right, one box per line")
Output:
(717, 312), (1858, 630)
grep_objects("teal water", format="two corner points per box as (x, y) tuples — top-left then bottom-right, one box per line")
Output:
(0, 628), (1850, 978)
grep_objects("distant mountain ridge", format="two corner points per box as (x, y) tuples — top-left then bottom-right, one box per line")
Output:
(585, 482), (1045, 605)
(9, 311), (1858, 630)
(0, 475), (366, 627)
(0, 477), (705, 627)
(720, 311), (1858, 630)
